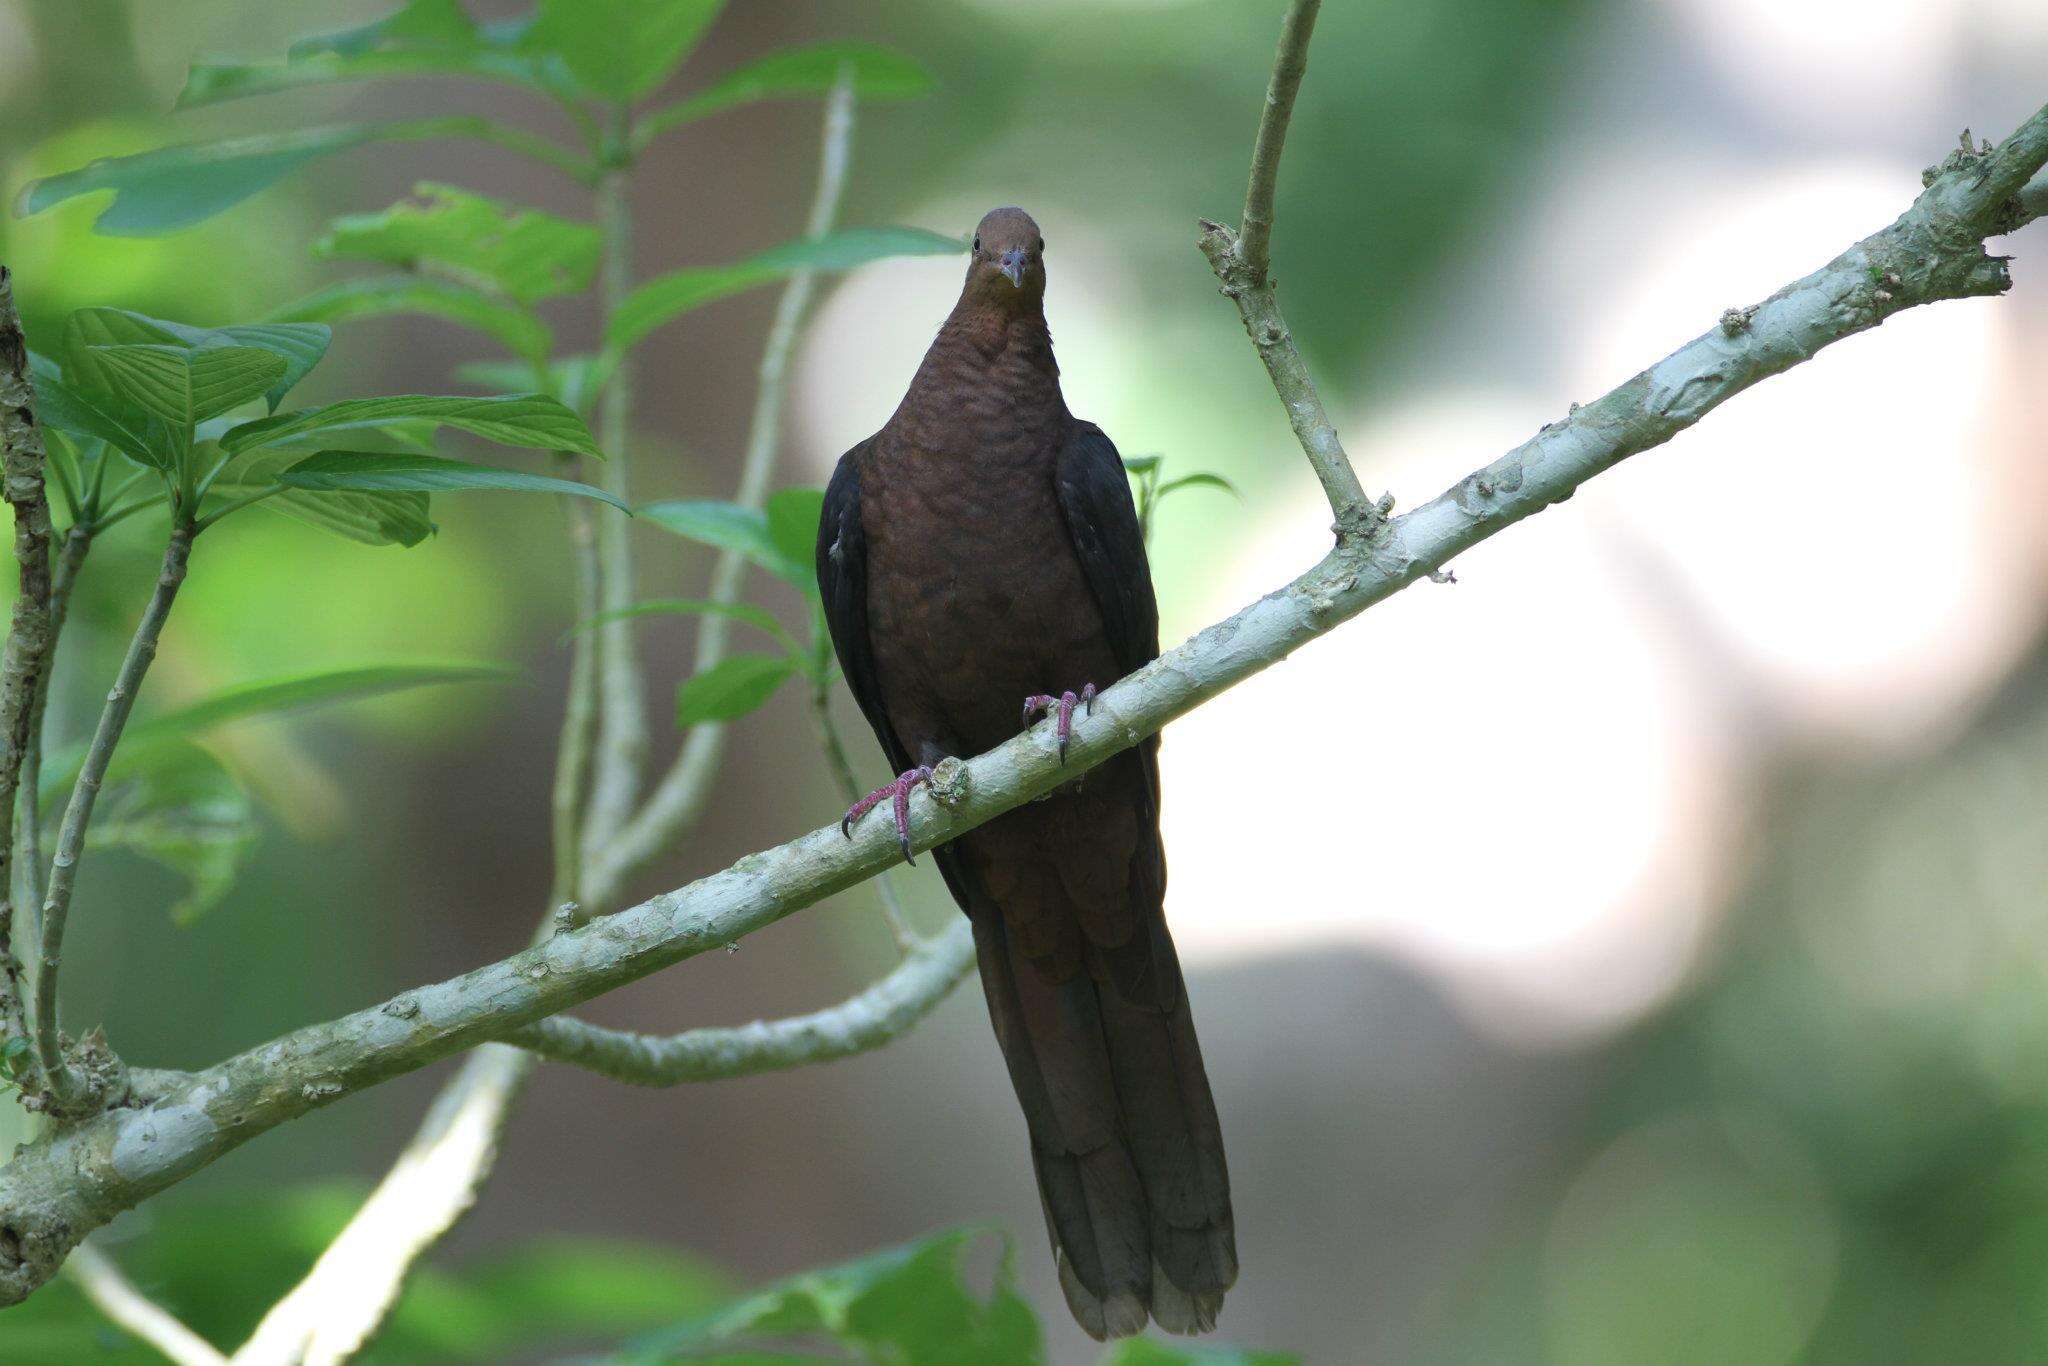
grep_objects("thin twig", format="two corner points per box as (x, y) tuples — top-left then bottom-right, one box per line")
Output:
(0, 265), (57, 1079)
(551, 493), (602, 916)
(6, 81), (2048, 1311)
(513, 918), (974, 1083)
(589, 68), (858, 907)
(67, 1242), (226, 1366)
(34, 522), (192, 1104)
(581, 104), (652, 860)
(1201, 0), (1372, 535)
(1238, 0), (1320, 280)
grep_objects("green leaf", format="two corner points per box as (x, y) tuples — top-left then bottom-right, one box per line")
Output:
(635, 43), (930, 144)
(1098, 1344), (1301, 1366)
(1121, 453), (1163, 476)
(457, 353), (610, 414)
(179, 0), (554, 110)
(570, 599), (794, 650)
(1157, 472), (1242, 499)
(14, 118), (498, 237)
(607, 226), (966, 355)
(674, 654), (797, 726)
(210, 449), (435, 547)
(223, 392), (600, 458)
(85, 742), (256, 925)
(640, 500), (807, 586)
(279, 450), (628, 510)
(61, 307), (330, 412)
(522, 0), (726, 100)
(120, 662), (522, 753)
(764, 487), (823, 573)
(316, 184), (600, 305)
(64, 344), (283, 471)
(291, 0), (479, 57)
(268, 274), (552, 362)
(618, 1227), (1039, 1366)
(28, 352), (173, 466)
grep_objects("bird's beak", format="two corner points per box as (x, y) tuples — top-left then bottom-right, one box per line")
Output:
(999, 246), (1027, 288)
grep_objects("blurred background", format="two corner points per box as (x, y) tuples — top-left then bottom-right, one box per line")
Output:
(4, 0), (2048, 1361)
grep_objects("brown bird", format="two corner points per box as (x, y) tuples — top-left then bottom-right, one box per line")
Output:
(817, 207), (1237, 1339)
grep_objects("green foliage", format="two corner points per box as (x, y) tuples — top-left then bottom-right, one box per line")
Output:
(641, 490), (819, 591)
(177, 0), (560, 108)
(269, 274), (555, 364)
(0, 1183), (728, 1363)
(222, 392), (601, 459)
(1123, 454), (1240, 542)
(607, 227), (966, 355)
(675, 654), (799, 726)
(208, 449), (436, 547)
(520, 0), (726, 101)
(634, 42), (933, 145)
(85, 742), (257, 925)
(613, 1227), (1040, 1366)
(573, 599), (797, 652)
(458, 354), (608, 414)
(315, 184), (600, 306)
(36, 664), (517, 921)
(278, 450), (628, 510)
(60, 308), (330, 413)
(115, 662), (523, 752)
(1098, 1344), (1299, 1366)
(14, 119), (497, 237)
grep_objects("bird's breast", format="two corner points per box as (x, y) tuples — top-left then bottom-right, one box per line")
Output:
(858, 430), (1116, 755)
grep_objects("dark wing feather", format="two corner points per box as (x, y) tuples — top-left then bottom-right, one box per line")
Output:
(817, 440), (913, 776)
(817, 440), (979, 910)
(1054, 421), (1160, 675)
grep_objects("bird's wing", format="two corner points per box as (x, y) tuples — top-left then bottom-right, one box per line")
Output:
(1053, 421), (1161, 676)
(817, 440), (914, 777)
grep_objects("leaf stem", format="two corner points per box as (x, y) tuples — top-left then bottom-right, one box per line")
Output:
(14, 527), (93, 931)
(192, 484), (281, 533)
(34, 520), (193, 1104)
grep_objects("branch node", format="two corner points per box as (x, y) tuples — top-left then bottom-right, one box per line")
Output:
(1718, 305), (1757, 336)
(927, 756), (970, 809)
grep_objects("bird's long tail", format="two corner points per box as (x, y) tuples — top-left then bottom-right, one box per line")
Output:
(969, 905), (1237, 1340)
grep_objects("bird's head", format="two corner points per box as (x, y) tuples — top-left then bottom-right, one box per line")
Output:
(963, 206), (1046, 308)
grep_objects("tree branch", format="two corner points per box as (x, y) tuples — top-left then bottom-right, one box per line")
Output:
(16, 525), (94, 919)
(512, 917), (974, 1084)
(0, 265), (58, 1079)
(1201, 0), (1373, 535)
(66, 1242), (225, 1366)
(581, 104), (652, 859)
(588, 68), (858, 909)
(32, 523), (192, 1107)
(229, 1041), (529, 1366)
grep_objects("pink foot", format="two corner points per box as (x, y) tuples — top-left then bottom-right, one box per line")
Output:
(1022, 683), (1097, 762)
(841, 766), (934, 865)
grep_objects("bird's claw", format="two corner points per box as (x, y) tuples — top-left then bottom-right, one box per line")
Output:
(1021, 683), (1097, 762)
(840, 766), (935, 865)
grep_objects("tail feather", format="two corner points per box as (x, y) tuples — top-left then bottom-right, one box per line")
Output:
(970, 905), (1237, 1340)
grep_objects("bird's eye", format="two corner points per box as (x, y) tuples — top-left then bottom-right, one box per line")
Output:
(972, 235), (981, 252)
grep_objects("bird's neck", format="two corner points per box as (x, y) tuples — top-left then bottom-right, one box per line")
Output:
(892, 299), (1066, 451)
